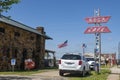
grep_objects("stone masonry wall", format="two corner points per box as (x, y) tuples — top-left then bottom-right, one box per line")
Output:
(0, 22), (45, 71)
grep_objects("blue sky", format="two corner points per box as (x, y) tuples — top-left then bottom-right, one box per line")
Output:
(2, 0), (120, 59)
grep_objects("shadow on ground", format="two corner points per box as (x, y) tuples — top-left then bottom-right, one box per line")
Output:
(63, 73), (92, 78)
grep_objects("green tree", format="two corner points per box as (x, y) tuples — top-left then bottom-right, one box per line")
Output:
(0, 0), (20, 13)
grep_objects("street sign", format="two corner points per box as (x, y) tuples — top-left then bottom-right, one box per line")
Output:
(11, 59), (16, 65)
(85, 16), (111, 24)
(84, 26), (111, 34)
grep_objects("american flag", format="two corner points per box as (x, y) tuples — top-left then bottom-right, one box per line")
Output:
(58, 40), (68, 48)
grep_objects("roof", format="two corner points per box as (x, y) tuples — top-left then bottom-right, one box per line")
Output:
(45, 49), (55, 53)
(0, 15), (52, 39)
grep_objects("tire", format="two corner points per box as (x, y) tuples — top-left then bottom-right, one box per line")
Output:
(59, 70), (64, 76)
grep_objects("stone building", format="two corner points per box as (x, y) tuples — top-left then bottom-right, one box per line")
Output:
(0, 15), (52, 71)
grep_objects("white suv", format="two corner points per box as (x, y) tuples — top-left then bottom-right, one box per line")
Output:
(58, 53), (90, 76)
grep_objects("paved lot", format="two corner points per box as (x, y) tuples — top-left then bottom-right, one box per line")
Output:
(107, 66), (120, 80)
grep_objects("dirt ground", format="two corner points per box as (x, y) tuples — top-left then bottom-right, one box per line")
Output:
(0, 70), (67, 80)
(30, 70), (67, 80)
(0, 67), (120, 80)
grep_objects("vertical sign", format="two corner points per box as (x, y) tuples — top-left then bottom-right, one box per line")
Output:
(11, 59), (16, 72)
(84, 9), (111, 73)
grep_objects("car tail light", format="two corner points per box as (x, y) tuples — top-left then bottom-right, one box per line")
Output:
(59, 60), (61, 64)
(79, 60), (82, 65)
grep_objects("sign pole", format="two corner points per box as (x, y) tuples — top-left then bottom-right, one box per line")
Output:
(11, 58), (16, 72)
(12, 65), (14, 72)
(95, 9), (101, 73)
(84, 9), (111, 73)
(82, 43), (85, 60)
(94, 9), (99, 73)
(98, 9), (101, 73)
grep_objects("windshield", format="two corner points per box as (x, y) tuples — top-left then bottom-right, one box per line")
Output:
(86, 58), (94, 61)
(61, 54), (81, 60)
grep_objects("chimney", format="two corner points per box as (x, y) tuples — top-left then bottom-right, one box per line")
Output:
(36, 26), (45, 34)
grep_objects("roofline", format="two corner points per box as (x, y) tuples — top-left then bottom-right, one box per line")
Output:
(45, 49), (55, 53)
(0, 15), (52, 39)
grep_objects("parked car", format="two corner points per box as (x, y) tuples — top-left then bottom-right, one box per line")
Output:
(58, 53), (90, 76)
(86, 57), (95, 70)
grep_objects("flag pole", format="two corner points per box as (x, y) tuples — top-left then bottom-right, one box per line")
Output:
(83, 47), (85, 60)
(82, 43), (86, 59)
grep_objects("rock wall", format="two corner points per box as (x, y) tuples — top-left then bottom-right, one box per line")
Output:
(0, 22), (45, 71)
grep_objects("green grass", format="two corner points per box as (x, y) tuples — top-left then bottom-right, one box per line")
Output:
(68, 69), (111, 80)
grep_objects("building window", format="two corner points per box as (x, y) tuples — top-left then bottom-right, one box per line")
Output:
(0, 27), (5, 33)
(14, 32), (20, 37)
(30, 36), (34, 40)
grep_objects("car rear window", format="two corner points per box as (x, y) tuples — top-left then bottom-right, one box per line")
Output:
(61, 54), (81, 60)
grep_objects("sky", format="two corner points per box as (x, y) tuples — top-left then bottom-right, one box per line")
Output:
(2, 0), (120, 59)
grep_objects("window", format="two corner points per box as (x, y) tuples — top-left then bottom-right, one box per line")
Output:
(14, 32), (20, 37)
(62, 54), (81, 60)
(86, 58), (94, 61)
(0, 27), (5, 33)
(30, 36), (34, 40)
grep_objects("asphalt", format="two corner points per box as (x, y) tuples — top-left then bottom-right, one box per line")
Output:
(107, 66), (120, 80)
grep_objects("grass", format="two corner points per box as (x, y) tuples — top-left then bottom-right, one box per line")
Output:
(68, 69), (111, 80)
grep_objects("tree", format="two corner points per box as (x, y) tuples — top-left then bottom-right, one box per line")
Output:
(0, 0), (20, 13)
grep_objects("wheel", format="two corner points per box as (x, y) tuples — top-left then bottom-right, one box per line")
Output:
(59, 70), (64, 76)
